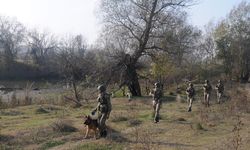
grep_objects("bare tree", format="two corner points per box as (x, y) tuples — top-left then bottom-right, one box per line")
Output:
(99, 0), (194, 96)
(0, 16), (25, 66)
(57, 35), (87, 106)
(27, 29), (57, 66)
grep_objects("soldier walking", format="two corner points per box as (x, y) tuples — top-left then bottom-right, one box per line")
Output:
(203, 80), (212, 107)
(93, 85), (112, 138)
(215, 80), (224, 104)
(186, 83), (195, 112)
(151, 82), (163, 123)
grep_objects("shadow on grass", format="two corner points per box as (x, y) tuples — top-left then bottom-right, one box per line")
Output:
(107, 127), (129, 143)
(152, 141), (196, 148)
(0, 134), (14, 142)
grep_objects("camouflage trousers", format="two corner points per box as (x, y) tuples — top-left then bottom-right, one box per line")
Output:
(98, 112), (108, 136)
(187, 96), (194, 111)
(153, 100), (161, 122)
(217, 92), (223, 104)
(204, 92), (210, 107)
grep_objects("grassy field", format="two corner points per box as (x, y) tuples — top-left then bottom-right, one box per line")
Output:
(0, 86), (250, 150)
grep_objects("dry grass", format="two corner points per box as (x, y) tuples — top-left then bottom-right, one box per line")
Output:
(0, 85), (250, 149)
(51, 119), (78, 133)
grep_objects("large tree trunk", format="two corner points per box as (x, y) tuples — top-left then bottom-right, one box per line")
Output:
(122, 54), (141, 96)
(126, 64), (141, 96)
(240, 71), (249, 83)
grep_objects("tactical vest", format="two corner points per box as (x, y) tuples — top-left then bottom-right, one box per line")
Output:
(98, 93), (110, 113)
(216, 84), (224, 93)
(204, 84), (212, 93)
(187, 87), (195, 97)
(98, 93), (109, 105)
(153, 88), (163, 102)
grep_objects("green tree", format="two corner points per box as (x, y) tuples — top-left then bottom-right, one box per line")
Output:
(214, 1), (250, 82)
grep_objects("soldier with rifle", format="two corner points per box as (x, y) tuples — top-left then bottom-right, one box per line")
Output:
(186, 82), (195, 112)
(92, 85), (112, 138)
(215, 80), (224, 104)
(203, 80), (212, 107)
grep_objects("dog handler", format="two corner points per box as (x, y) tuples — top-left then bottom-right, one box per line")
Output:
(93, 85), (112, 138)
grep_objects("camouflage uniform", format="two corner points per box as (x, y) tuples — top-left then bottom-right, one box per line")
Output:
(186, 83), (195, 112)
(152, 82), (163, 123)
(94, 85), (112, 138)
(203, 80), (212, 107)
(215, 80), (224, 104)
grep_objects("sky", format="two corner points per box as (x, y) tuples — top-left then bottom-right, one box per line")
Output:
(0, 0), (249, 44)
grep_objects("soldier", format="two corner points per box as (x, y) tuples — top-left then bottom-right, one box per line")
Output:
(151, 82), (163, 123)
(203, 80), (212, 107)
(92, 85), (112, 138)
(186, 83), (195, 112)
(215, 80), (224, 104)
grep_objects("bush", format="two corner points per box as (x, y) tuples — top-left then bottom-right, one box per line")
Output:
(111, 113), (128, 122)
(51, 119), (77, 133)
(195, 123), (204, 130)
(36, 106), (50, 114)
(127, 119), (142, 127)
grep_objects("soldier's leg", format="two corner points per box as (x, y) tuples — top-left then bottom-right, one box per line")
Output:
(153, 101), (156, 110)
(153, 100), (156, 115)
(154, 102), (161, 123)
(98, 113), (108, 137)
(207, 93), (210, 107)
(218, 92), (222, 103)
(204, 93), (207, 105)
(217, 92), (220, 104)
(188, 97), (193, 112)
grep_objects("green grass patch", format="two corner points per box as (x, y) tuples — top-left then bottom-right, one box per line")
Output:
(40, 140), (65, 150)
(0, 110), (24, 116)
(138, 113), (153, 121)
(36, 107), (50, 114)
(111, 116), (128, 122)
(74, 143), (123, 150)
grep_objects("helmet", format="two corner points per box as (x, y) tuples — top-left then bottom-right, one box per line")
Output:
(97, 85), (106, 92)
(218, 80), (221, 83)
(205, 80), (209, 83)
(189, 83), (193, 87)
(154, 82), (161, 88)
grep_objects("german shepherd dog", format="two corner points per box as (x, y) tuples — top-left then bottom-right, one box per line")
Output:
(83, 115), (99, 139)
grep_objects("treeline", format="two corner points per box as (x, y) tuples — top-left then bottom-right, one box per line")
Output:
(0, 1), (249, 95)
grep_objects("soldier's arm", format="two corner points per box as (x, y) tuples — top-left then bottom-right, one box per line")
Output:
(94, 94), (101, 111)
(107, 95), (112, 119)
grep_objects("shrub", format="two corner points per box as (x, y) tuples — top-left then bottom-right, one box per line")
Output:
(111, 113), (128, 122)
(36, 106), (50, 114)
(51, 119), (77, 133)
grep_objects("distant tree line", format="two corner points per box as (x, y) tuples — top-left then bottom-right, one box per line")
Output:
(0, 1), (249, 95)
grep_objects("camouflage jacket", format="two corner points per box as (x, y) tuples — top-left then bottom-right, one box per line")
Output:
(97, 92), (112, 114)
(186, 87), (195, 97)
(215, 83), (224, 93)
(203, 83), (212, 93)
(153, 87), (163, 102)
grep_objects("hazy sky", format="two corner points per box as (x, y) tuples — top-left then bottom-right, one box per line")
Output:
(0, 0), (249, 44)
